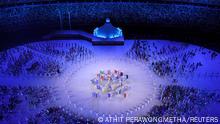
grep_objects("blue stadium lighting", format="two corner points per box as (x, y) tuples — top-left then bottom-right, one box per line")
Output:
(93, 18), (123, 39)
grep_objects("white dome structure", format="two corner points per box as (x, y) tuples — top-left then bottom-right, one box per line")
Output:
(93, 18), (123, 39)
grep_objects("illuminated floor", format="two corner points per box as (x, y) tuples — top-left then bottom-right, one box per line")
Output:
(0, 39), (220, 123)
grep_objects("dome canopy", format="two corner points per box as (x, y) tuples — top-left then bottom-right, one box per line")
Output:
(93, 18), (123, 39)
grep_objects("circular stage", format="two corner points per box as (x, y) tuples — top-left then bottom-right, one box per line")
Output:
(56, 57), (161, 118)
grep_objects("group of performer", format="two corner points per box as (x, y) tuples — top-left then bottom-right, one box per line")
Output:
(91, 70), (129, 99)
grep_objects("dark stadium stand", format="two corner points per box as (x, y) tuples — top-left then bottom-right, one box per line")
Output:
(1, 0), (220, 7)
(0, 2), (220, 123)
(0, 1), (220, 52)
